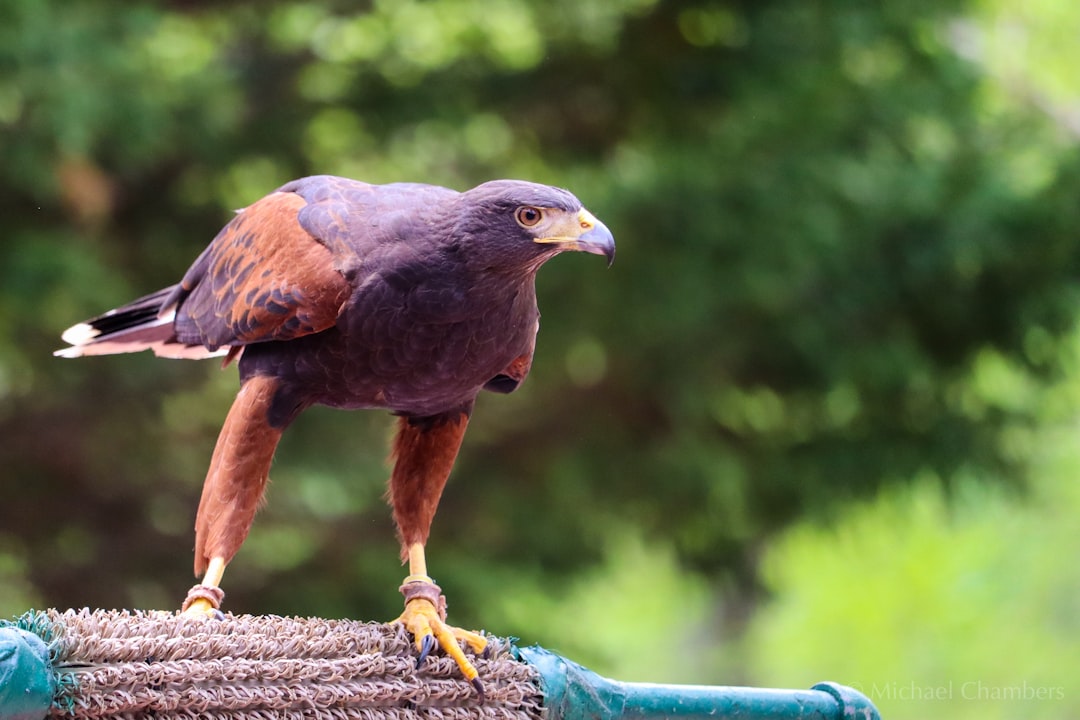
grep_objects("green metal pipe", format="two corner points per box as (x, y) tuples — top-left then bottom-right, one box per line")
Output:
(518, 646), (880, 720)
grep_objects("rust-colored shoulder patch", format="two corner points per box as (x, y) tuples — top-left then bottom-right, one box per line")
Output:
(175, 192), (352, 347)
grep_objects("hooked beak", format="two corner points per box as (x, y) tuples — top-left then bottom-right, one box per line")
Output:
(534, 208), (616, 267)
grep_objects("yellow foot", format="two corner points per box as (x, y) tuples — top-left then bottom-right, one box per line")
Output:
(395, 576), (488, 700)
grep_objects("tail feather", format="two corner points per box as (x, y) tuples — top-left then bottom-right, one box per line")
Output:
(55, 285), (228, 360)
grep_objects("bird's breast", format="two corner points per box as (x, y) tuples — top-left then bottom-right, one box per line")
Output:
(271, 276), (540, 417)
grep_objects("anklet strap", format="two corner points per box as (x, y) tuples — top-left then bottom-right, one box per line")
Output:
(399, 578), (447, 620)
(182, 583), (225, 612)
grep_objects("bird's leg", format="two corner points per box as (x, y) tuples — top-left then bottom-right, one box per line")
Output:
(398, 540), (488, 655)
(182, 556), (227, 617)
(180, 375), (286, 617)
(387, 411), (487, 696)
(401, 541), (434, 587)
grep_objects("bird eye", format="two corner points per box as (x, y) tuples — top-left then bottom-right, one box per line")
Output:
(515, 206), (543, 227)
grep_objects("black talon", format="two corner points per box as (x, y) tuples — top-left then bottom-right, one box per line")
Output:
(471, 677), (486, 704)
(416, 633), (436, 667)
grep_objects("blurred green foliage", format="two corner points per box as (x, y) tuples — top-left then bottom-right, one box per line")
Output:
(1, 0), (1079, 706)
(747, 335), (1080, 718)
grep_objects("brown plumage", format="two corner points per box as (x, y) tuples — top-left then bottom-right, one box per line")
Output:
(389, 413), (470, 558)
(56, 174), (615, 695)
(194, 374), (282, 577)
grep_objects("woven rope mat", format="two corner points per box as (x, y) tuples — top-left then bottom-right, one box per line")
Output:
(44, 609), (543, 720)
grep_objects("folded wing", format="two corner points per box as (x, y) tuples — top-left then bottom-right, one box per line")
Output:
(56, 189), (352, 359)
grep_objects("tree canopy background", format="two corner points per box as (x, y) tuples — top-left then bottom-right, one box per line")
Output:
(2, 1), (1079, 718)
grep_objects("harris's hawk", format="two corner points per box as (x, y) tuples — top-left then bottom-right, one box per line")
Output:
(56, 175), (615, 695)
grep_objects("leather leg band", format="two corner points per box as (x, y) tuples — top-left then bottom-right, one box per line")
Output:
(182, 584), (226, 613)
(399, 579), (447, 621)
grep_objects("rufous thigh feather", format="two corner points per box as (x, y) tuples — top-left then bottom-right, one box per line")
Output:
(193, 374), (284, 575)
(387, 412), (469, 561)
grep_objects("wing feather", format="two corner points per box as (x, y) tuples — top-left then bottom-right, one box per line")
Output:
(170, 191), (352, 348)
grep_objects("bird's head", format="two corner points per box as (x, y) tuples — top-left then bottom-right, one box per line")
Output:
(456, 180), (615, 271)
